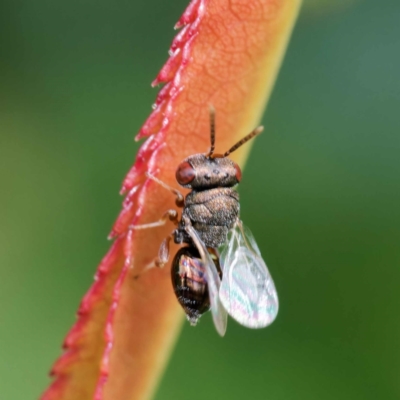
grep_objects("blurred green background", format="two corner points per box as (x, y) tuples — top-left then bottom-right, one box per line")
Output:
(1, 0), (399, 399)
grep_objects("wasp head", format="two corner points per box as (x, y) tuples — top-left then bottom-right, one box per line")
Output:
(175, 154), (241, 190)
(175, 107), (263, 190)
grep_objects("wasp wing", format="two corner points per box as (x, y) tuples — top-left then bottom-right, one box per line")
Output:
(184, 221), (228, 336)
(219, 221), (279, 328)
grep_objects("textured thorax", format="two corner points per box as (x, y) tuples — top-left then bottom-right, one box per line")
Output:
(175, 188), (240, 248)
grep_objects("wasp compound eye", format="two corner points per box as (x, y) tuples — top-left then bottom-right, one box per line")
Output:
(234, 164), (242, 182)
(176, 161), (196, 185)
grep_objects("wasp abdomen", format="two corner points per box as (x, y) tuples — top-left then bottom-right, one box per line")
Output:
(171, 247), (210, 325)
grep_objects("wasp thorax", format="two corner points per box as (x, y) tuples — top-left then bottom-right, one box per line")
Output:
(176, 154), (241, 190)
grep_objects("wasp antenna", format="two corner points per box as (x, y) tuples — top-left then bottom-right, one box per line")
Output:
(208, 105), (216, 157)
(223, 126), (264, 157)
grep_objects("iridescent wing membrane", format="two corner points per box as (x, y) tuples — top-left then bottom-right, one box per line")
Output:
(184, 221), (228, 336)
(219, 221), (279, 328)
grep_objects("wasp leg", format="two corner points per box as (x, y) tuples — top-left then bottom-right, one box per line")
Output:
(129, 209), (178, 230)
(146, 172), (184, 207)
(133, 235), (172, 279)
(145, 234), (172, 269)
(154, 235), (172, 268)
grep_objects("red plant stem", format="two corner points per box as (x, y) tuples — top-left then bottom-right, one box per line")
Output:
(41, 1), (302, 399)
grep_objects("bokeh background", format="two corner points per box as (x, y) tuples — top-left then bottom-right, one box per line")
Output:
(1, 0), (399, 399)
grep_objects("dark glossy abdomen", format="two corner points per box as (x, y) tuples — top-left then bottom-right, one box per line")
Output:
(171, 246), (210, 325)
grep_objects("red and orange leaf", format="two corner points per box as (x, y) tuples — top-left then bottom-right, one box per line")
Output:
(42, 1), (301, 399)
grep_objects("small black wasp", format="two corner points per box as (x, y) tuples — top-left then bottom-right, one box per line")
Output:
(131, 108), (278, 336)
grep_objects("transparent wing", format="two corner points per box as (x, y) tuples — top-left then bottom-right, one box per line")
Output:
(219, 220), (279, 328)
(184, 221), (228, 336)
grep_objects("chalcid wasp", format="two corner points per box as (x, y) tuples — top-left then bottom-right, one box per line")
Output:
(131, 108), (278, 336)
